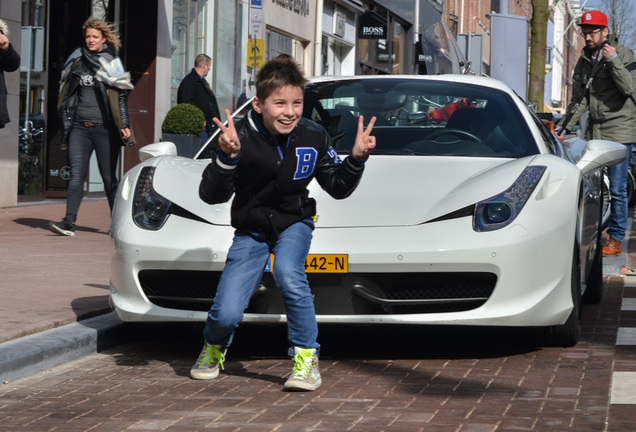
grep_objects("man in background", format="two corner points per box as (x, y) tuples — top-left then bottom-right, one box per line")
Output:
(177, 54), (221, 146)
(558, 10), (636, 257)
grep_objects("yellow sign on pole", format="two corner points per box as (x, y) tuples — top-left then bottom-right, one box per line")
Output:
(247, 38), (265, 69)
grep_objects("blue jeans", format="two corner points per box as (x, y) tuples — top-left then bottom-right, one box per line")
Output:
(204, 222), (320, 355)
(607, 144), (634, 242)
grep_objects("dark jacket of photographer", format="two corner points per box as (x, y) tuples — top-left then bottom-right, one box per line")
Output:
(0, 21), (20, 128)
(58, 44), (132, 148)
(562, 34), (636, 144)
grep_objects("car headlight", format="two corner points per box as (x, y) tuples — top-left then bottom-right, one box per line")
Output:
(473, 166), (546, 232)
(132, 166), (172, 230)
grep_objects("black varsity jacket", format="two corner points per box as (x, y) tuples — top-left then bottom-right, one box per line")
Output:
(199, 110), (365, 239)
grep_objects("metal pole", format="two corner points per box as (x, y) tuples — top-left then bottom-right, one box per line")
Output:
(413, 0), (419, 74)
(314, 0), (324, 76)
(24, 27), (33, 131)
(500, 0), (509, 15)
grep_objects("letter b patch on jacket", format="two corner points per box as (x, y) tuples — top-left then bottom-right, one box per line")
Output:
(294, 148), (318, 180)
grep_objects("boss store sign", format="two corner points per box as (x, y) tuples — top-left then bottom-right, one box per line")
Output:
(358, 11), (387, 39)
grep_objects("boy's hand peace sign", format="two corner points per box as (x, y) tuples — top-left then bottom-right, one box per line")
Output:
(213, 109), (241, 158)
(351, 115), (376, 161)
(213, 109), (375, 161)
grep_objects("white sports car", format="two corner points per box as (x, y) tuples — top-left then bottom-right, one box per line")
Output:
(110, 75), (626, 347)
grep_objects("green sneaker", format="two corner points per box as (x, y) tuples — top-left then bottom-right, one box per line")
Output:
(283, 347), (322, 391)
(190, 342), (226, 380)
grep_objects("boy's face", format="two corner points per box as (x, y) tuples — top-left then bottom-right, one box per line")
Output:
(253, 85), (304, 135)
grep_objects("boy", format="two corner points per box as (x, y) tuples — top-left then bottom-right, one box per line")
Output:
(193, 55), (376, 391)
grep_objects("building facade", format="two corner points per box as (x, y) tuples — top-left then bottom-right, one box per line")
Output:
(1, 0), (592, 208)
(440, 0), (586, 113)
(0, 0), (444, 207)
(442, 0), (533, 77)
(0, 0), (423, 208)
(548, 0), (586, 113)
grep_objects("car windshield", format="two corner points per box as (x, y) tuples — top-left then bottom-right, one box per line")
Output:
(199, 77), (539, 159)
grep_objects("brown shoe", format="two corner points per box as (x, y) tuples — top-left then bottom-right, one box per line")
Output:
(602, 235), (622, 257)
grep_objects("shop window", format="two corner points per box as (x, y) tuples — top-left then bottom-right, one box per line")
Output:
(170, 0), (243, 115)
(171, 0), (207, 106)
(393, 22), (402, 74)
(214, 0), (241, 111)
(19, 0), (47, 196)
(322, 36), (346, 76)
(266, 30), (293, 60)
(266, 29), (305, 69)
(356, 8), (408, 75)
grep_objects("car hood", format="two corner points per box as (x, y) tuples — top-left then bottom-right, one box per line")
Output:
(309, 156), (539, 227)
(152, 155), (543, 228)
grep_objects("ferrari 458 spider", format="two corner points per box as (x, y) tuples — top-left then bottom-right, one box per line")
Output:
(110, 75), (627, 347)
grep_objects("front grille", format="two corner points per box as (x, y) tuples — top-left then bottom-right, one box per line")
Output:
(138, 270), (497, 315)
(349, 273), (496, 314)
(139, 270), (220, 311)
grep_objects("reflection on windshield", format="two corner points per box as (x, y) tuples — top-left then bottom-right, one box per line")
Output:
(198, 78), (539, 160)
(307, 78), (537, 158)
(419, 22), (467, 75)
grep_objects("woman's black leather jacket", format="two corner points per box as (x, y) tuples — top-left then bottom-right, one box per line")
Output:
(58, 53), (130, 148)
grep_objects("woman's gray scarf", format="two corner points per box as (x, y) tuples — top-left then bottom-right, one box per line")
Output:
(61, 44), (133, 90)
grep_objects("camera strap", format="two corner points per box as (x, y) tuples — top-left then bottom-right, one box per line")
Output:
(559, 55), (606, 132)
(626, 62), (636, 107)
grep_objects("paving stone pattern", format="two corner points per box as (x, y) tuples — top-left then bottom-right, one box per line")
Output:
(0, 200), (111, 344)
(0, 277), (633, 431)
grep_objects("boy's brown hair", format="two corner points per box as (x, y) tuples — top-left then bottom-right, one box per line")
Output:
(255, 54), (308, 101)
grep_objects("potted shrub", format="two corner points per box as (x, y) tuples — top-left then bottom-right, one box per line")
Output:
(161, 103), (205, 158)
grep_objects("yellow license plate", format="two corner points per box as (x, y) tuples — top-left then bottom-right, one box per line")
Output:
(268, 254), (348, 273)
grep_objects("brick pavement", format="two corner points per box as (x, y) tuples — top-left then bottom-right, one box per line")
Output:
(0, 200), (111, 343)
(0, 201), (635, 430)
(0, 276), (633, 432)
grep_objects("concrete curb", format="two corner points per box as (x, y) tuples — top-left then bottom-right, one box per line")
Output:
(0, 312), (124, 383)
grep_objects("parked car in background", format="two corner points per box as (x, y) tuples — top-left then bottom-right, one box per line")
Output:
(110, 75), (626, 348)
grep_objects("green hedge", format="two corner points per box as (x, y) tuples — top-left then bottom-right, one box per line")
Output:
(162, 103), (205, 135)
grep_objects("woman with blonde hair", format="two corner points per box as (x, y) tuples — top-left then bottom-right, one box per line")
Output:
(49, 18), (134, 236)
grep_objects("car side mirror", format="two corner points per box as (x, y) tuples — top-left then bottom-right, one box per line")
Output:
(139, 142), (178, 162)
(576, 140), (628, 175)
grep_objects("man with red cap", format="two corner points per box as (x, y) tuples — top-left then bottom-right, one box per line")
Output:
(559, 10), (636, 257)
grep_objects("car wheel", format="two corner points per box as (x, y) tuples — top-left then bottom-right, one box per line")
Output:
(542, 243), (582, 347)
(583, 201), (604, 304)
